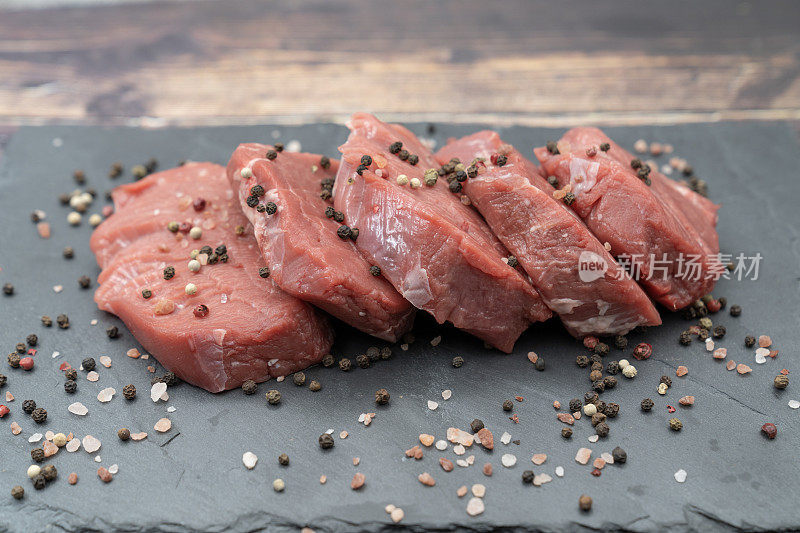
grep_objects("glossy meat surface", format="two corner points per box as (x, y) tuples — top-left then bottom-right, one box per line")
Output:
(227, 144), (415, 341)
(334, 113), (551, 352)
(91, 163), (333, 392)
(437, 131), (661, 336)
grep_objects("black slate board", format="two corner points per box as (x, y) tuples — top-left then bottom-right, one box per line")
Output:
(0, 122), (798, 533)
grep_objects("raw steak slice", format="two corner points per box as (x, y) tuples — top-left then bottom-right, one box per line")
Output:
(334, 113), (551, 352)
(558, 127), (720, 252)
(436, 131), (661, 336)
(91, 163), (333, 392)
(535, 138), (721, 310)
(226, 144), (415, 341)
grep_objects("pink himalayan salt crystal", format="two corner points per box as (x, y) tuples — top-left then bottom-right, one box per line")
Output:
(43, 440), (59, 457)
(153, 299), (175, 315)
(66, 438), (81, 452)
(447, 427), (474, 446)
(87, 371), (99, 382)
(131, 432), (148, 441)
(713, 348), (727, 360)
(68, 402), (89, 416)
(82, 435), (101, 453)
(154, 418), (172, 433)
(726, 360), (736, 371)
(575, 448), (592, 465)
(99, 356), (112, 368)
(531, 454), (547, 465)
(10, 422), (21, 435)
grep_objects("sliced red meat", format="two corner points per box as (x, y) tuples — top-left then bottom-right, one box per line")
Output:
(226, 144), (415, 341)
(535, 134), (721, 310)
(436, 131), (661, 336)
(91, 163), (333, 392)
(559, 127), (720, 253)
(334, 113), (551, 352)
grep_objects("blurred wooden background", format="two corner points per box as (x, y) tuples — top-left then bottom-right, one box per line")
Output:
(0, 0), (798, 127)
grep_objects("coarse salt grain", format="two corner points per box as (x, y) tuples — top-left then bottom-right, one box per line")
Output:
(456, 459), (468, 468)
(705, 338), (715, 351)
(755, 348), (769, 364)
(427, 400), (439, 411)
(390, 508), (404, 523)
(52, 351), (60, 359)
(5, 392), (12, 401)
(66, 438), (81, 452)
(167, 406), (176, 413)
(11, 422), (21, 435)
(242, 452), (258, 469)
(453, 444), (466, 456)
(531, 454), (547, 465)
(430, 335), (442, 346)
(442, 389), (452, 400)
(456, 485), (468, 498)
(471, 484), (486, 497)
(151, 382), (168, 402)
(726, 360), (736, 371)
(737, 364), (752, 374)
(154, 418), (172, 432)
(435, 439), (447, 450)
(674, 469), (687, 483)
(555, 466), (565, 477)
(713, 348), (727, 360)
(588, 435), (599, 443)
(108, 464), (119, 475)
(533, 473), (552, 486)
(787, 400), (800, 409)
(97, 387), (115, 403)
(69, 402), (88, 415)
(82, 435), (101, 453)
(53, 285), (63, 293)
(339, 431), (348, 439)
(575, 448), (592, 464)
(466, 497), (485, 516)
(601, 452), (614, 464)
(95, 456), (102, 463)
(87, 371), (99, 382)
(501, 454), (517, 467)
(126, 348), (141, 359)
(99, 356), (112, 368)
(131, 432), (147, 441)
(500, 432), (511, 445)
(29, 433), (43, 443)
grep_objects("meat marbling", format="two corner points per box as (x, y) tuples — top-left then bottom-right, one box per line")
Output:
(91, 163), (333, 392)
(334, 113), (551, 352)
(227, 144), (415, 341)
(436, 131), (661, 336)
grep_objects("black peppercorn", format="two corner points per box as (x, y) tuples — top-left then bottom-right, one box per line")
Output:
(603, 376), (617, 389)
(322, 354), (335, 367)
(545, 141), (560, 155)
(308, 380), (321, 391)
(82, 357), (96, 371)
(246, 195), (259, 208)
(41, 464), (57, 482)
(669, 418), (682, 431)
(591, 412), (607, 426)
(602, 402), (620, 418)
(41, 315), (52, 327)
(360, 155), (372, 167)
(78, 275), (91, 289)
(2, 283), (14, 296)
(292, 372), (306, 386)
(535, 357), (545, 371)
(612, 446), (627, 464)
(250, 185), (265, 197)
(31, 407), (47, 423)
(0, 373), (5, 387)
(31, 448), (45, 463)
(713, 325), (726, 339)
(266, 389), (281, 405)
(448, 180), (462, 193)
(118, 428), (130, 441)
(242, 380), (257, 395)
(452, 356), (464, 368)
(26, 334), (38, 347)
(660, 375), (672, 387)
(584, 391), (599, 404)
(589, 370), (602, 382)
(11, 485), (23, 500)
(15, 343), (26, 354)
(679, 331), (692, 345)
(502, 399), (513, 411)
(336, 225), (352, 240)
(369, 265), (381, 276)
(408, 154), (419, 166)
(595, 421), (610, 437)
(561, 427), (573, 439)
(366, 347), (380, 361)
(576, 355), (590, 368)
(356, 354), (370, 369)
(142, 288), (152, 299)
(606, 361), (620, 375)
(397, 149), (409, 161)
(774, 375), (789, 390)
(389, 141), (402, 154)
(32, 474), (46, 490)
(375, 388), (390, 405)
(591, 380), (605, 393)
(265, 150), (277, 160)
(106, 325), (119, 339)
(470, 419), (484, 433)
(258, 266), (270, 279)
(278, 453), (289, 466)
(522, 470), (534, 484)
(65, 368), (77, 381)
(569, 398), (582, 412)
(320, 156), (331, 169)
(594, 342), (609, 357)
(590, 361), (603, 372)
(319, 433), (335, 449)
(122, 384), (136, 400)
(380, 347), (392, 360)
(64, 380), (77, 394)
(22, 400), (36, 414)
(163, 266), (175, 280)
(338, 358), (352, 371)
(745, 335), (756, 348)
(613, 335), (628, 350)
(730, 305), (741, 317)
(641, 398), (654, 411)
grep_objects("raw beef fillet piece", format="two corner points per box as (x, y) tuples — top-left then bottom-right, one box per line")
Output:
(91, 163), (333, 392)
(436, 131), (661, 337)
(535, 133), (722, 310)
(334, 113), (551, 352)
(559, 127), (720, 252)
(227, 144), (415, 341)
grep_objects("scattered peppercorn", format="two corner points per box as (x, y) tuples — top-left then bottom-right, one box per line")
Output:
(568, 398), (582, 412)
(193, 304), (209, 318)
(31, 448), (45, 463)
(679, 331), (692, 345)
(82, 357), (96, 371)
(584, 391), (599, 404)
(397, 149), (409, 161)
(356, 354), (370, 369)
(2, 283), (14, 296)
(31, 408), (47, 424)
(65, 368), (77, 381)
(64, 380), (77, 394)
(745, 335), (756, 348)
(369, 265), (381, 277)
(278, 453), (289, 466)
(535, 358), (545, 371)
(774, 375), (789, 390)
(561, 427), (573, 439)
(322, 354), (335, 367)
(319, 433), (335, 449)
(576, 355), (589, 368)
(308, 380), (321, 392)
(522, 470), (534, 484)
(612, 446), (627, 464)
(161, 372), (178, 386)
(660, 375), (673, 387)
(292, 372), (306, 386)
(11, 485), (24, 500)
(266, 390), (281, 405)
(118, 428), (131, 441)
(375, 388), (390, 405)
(712, 325), (726, 339)
(669, 417), (682, 431)
(603, 376), (617, 390)
(338, 358), (352, 371)
(470, 419), (484, 433)
(142, 289), (152, 299)
(730, 305), (741, 317)
(0, 373), (5, 387)
(641, 398), (654, 411)
(22, 400), (36, 414)
(502, 400), (513, 412)
(31, 474), (46, 490)
(265, 149), (278, 160)
(41, 315), (52, 327)
(408, 154), (419, 166)
(320, 156), (331, 169)
(121, 384), (136, 400)
(41, 464), (57, 482)
(242, 380), (257, 395)
(578, 495), (592, 512)
(452, 356), (464, 368)
(761, 422), (777, 439)
(546, 141), (560, 155)
(595, 422), (610, 437)
(602, 402), (620, 418)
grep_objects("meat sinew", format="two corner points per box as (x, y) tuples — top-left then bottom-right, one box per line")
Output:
(227, 144), (415, 341)
(334, 113), (551, 352)
(91, 163), (333, 392)
(436, 131), (661, 337)
(535, 129), (721, 310)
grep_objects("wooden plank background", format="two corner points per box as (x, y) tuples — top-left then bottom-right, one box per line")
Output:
(0, 0), (799, 127)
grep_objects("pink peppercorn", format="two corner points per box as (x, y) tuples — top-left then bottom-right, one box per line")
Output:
(19, 357), (34, 371)
(192, 198), (207, 212)
(0, 405), (9, 417)
(632, 342), (652, 360)
(193, 304), (209, 318)
(761, 423), (777, 440)
(706, 299), (721, 313)
(178, 222), (192, 234)
(583, 336), (599, 350)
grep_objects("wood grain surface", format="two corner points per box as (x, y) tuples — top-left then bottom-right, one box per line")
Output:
(0, 0), (799, 127)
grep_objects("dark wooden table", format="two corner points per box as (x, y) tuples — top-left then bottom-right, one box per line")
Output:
(0, 0), (799, 128)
